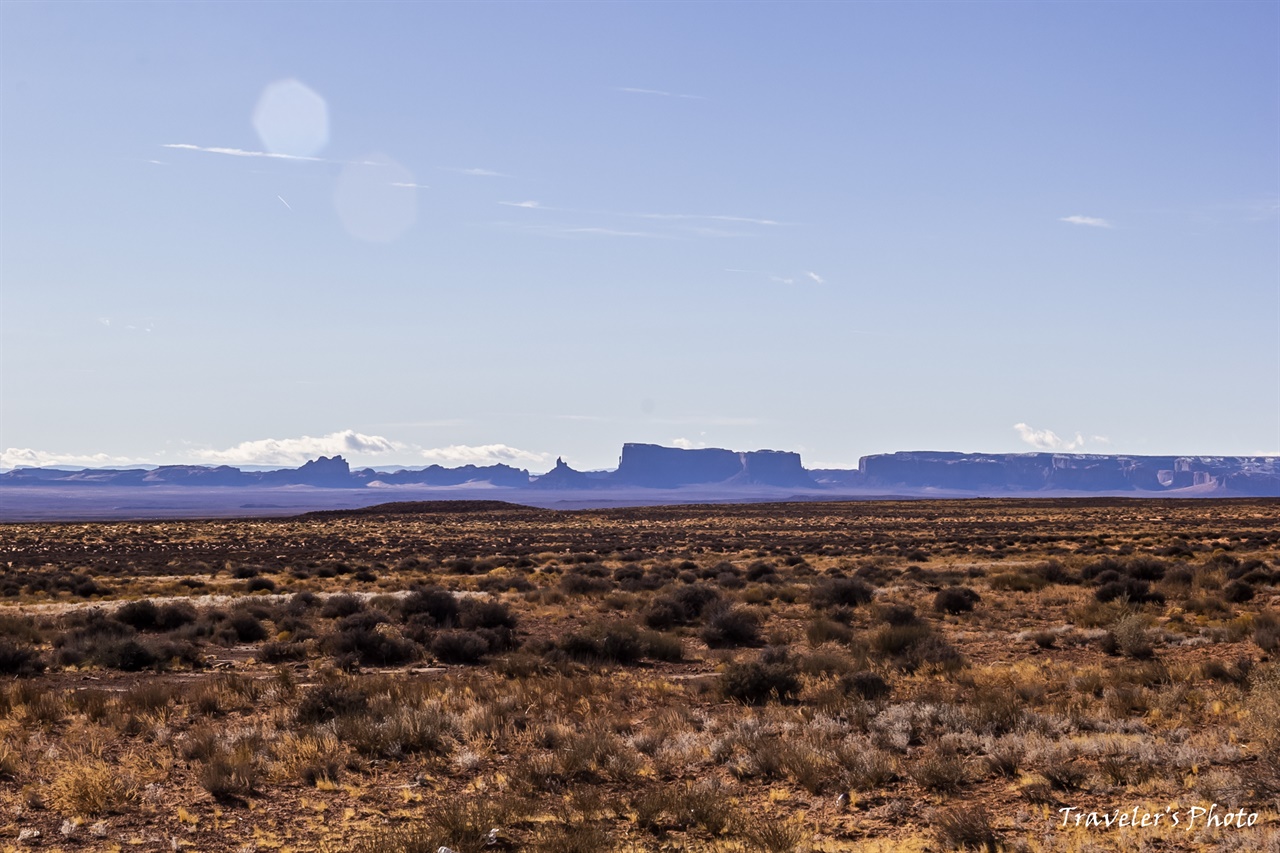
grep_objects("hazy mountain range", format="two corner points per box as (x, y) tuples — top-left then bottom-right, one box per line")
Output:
(3, 442), (1277, 522)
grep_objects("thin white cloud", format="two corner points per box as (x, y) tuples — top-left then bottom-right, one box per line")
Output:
(1059, 215), (1112, 228)
(390, 182), (430, 189)
(276, 195), (292, 211)
(1014, 423), (1086, 452)
(163, 143), (382, 166)
(163, 143), (325, 163)
(500, 200), (543, 209)
(806, 271), (825, 284)
(671, 437), (707, 450)
(1, 448), (147, 470)
(193, 430), (403, 466)
(616, 87), (705, 100)
(771, 276), (796, 285)
(450, 167), (507, 177)
(419, 444), (550, 467)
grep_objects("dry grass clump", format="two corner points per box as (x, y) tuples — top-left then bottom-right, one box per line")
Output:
(934, 804), (1000, 851)
(47, 759), (136, 815)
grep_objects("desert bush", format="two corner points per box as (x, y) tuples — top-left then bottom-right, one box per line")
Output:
(559, 570), (610, 594)
(219, 611), (267, 644)
(1223, 580), (1255, 603)
(558, 620), (658, 664)
(295, 681), (368, 724)
(983, 737), (1024, 777)
(336, 704), (453, 760)
(935, 586), (981, 614)
(47, 760), (134, 815)
(115, 600), (161, 630)
(1102, 616), (1154, 659)
(1041, 758), (1087, 791)
(644, 583), (723, 630)
(934, 805), (999, 851)
(259, 640), (308, 663)
(700, 605), (762, 648)
(721, 649), (801, 705)
(812, 577), (875, 609)
(870, 621), (963, 672)
(431, 630), (489, 664)
(910, 746), (968, 792)
(400, 586), (459, 626)
(333, 627), (418, 666)
(459, 597), (516, 630)
(0, 640), (44, 676)
(1254, 612), (1280, 653)
(200, 742), (262, 798)
(841, 670), (891, 700)
(321, 594), (364, 619)
(352, 796), (522, 853)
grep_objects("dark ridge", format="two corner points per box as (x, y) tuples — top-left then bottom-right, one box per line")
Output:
(298, 500), (542, 519)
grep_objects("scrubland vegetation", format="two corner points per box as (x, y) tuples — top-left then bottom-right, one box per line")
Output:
(0, 498), (1277, 851)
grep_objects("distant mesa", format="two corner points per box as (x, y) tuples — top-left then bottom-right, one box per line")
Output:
(610, 443), (813, 488)
(2, 445), (1277, 496)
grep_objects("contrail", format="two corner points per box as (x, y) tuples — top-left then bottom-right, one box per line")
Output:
(277, 195), (292, 211)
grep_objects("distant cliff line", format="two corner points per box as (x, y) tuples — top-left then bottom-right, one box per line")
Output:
(3, 444), (1277, 496)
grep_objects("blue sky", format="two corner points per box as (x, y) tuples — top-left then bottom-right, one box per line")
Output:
(2, 1), (1277, 471)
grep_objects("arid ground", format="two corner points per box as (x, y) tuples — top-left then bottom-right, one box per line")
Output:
(1, 498), (1278, 852)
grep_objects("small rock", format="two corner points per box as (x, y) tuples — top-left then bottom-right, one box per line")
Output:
(18, 828), (40, 843)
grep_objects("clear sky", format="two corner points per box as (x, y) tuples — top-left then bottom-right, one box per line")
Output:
(2, 1), (1277, 472)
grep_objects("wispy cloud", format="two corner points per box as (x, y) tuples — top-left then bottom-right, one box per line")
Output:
(500, 200), (543, 209)
(1014, 423), (1086, 452)
(276, 195), (292, 211)
(447, 167), (507, 177)
(193, 430), (403, 466)
(729, 268), (824, 286)
(671, 437), (708, 450)
(163, 143), (326, 162)
(163, 143), (381, 166)
(390, 182), (430, 189)
(1059, 215), (1112, 228)
(1, 448), (147, 470)
(616, 87), (705, 100)
(419, 444), (549, 466)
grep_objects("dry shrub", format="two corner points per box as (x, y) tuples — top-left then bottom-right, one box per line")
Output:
(200, 743), (262, 798)
(909, 746), (969, 792)
(934, 804), (999, 851)
(352, 796), (522, 853)
(739, 814), (808, 852)
(720, 649), (801, 704)
(47, 760), (135, 815)
(1102, 615), (1154, 659)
